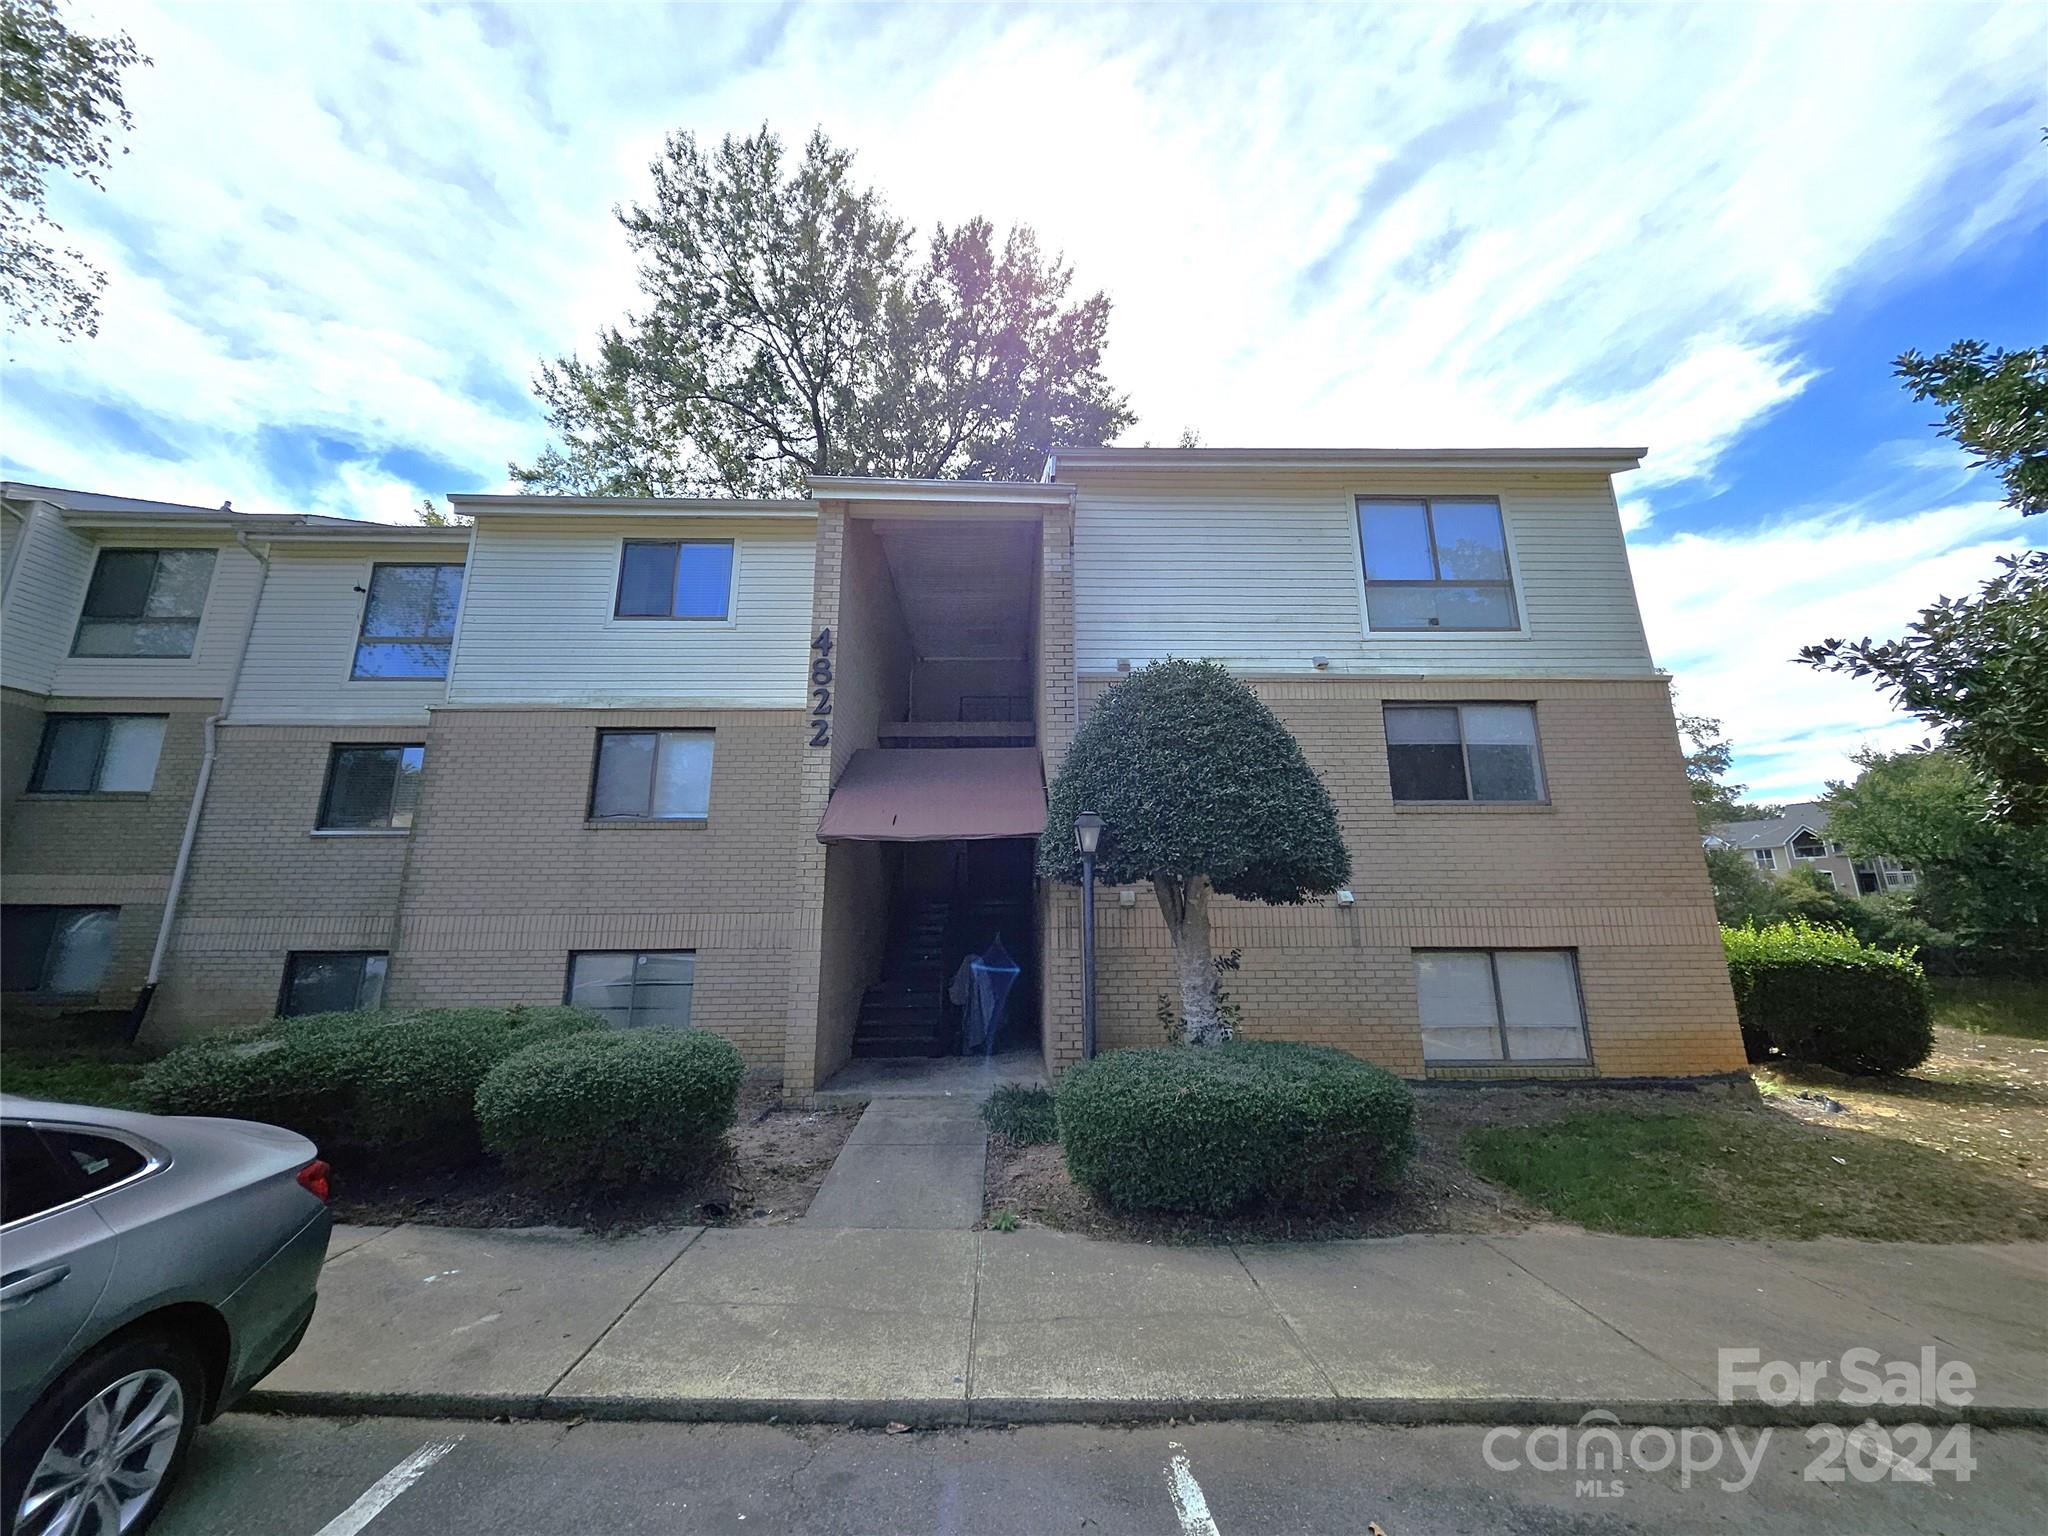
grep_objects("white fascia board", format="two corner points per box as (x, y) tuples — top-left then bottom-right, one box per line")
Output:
(805, 476), (1074, 506)
(1045, 447), (1649, 474)
(449, 494), (817, 519)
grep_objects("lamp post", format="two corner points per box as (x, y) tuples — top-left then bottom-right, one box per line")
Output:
(1075, 810), (1103, 1059)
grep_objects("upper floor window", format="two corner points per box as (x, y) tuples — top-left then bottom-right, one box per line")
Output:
(71, 548), (216, 657)
(353, 564), (464, 678)
(1384, 703), (1543, 802)
(1752, 848), (1777, 870)
(590, 730), (713, 820)
(1356, 498), (1516, 631)
(1790, 832), (1827, 860)
(29, 715), (166, 794)
(318, 744), (425, 830)
(616, 540), (734, 620)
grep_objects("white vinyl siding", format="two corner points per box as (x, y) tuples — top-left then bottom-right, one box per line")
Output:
(448, 516), (815, 707)
(1068, 469), (1655, 676)
(47, 536), (263, 700)
(1, 507), (96, 695)
(230, 544), (467, 723)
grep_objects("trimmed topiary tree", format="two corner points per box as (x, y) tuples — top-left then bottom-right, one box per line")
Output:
(1722, 919), (1934, 1074)
(1038, 659), (1350, 1043)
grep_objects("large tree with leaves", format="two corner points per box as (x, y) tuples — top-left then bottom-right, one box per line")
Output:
(1038, 660), (1351, 1045)
(1801, 336), (2047, 825)
(515, 127), (1133, 496)
(1, 0), (147, 339)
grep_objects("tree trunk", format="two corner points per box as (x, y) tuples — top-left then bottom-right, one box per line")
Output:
(1155, 874), (1222, 1045)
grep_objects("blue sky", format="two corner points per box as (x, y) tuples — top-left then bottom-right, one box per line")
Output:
(3, 1), (2043, 800)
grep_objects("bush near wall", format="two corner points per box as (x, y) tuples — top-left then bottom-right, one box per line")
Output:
(1723, 920), (1934, 1075)
(134, 1006), (603, 1168)
(476, 1028), (745, 1195)
(1055, 1041), (1416, 1216)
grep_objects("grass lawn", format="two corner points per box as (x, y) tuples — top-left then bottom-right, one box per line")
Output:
(1931, 976), (2048, 1041)
(1, 1012), (154, 1109)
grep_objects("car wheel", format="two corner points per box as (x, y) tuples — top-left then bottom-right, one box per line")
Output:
(1, 1333), (204, 1536)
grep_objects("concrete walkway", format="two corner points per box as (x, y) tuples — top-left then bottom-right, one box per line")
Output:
(253, 1224), (2048, 1429)
(802, 1098), (988, 1229)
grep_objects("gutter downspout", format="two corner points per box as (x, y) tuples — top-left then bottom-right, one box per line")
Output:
(126, 528), (271, 1040)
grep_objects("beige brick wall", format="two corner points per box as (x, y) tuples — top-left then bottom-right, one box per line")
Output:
(151, 722), (424, 1035)
(3, 691), (211, 1010)
(1041, 675), (1745, 1079)
(1032, 508), (1083, 1080)
(385, 704), (805, 1070)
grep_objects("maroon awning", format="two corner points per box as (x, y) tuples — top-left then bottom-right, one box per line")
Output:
(817, 747), (1046, 842)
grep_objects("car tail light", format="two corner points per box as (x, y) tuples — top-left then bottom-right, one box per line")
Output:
(297, 1159), (331, 1203)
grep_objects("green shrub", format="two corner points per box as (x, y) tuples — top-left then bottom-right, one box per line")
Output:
(135, 1005), (605, 1168)
(1055, 1041), (1415, 1215)
(981, 1084), (1057, 1144)
(476, 1028), (745, 1194)
(1723, 920), (1934, 1074)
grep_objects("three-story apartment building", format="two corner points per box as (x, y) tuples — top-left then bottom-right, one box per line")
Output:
(2, 451), (1746, 1097)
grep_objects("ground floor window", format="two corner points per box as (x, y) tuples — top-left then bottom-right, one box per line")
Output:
(567, 950), (694, 1028)
(1, 906), (118, 994)
(280, 951), (388, 1016)
(1416, 948), (1589, 1063)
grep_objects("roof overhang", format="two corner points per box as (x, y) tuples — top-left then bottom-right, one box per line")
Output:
(449, 494), (818, 519)
(807, 475), (1073, 508)
(1042, 446), (1648, 477)
(818, 747), (1047, 843)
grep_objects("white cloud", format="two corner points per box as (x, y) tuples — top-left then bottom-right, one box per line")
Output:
(1629, 500), (2043, 801)
(2, 0), (2039, 522)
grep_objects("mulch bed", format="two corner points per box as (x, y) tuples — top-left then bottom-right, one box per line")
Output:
(983, 1078), (1761, 1244)
(332, 1081), (861, 1234)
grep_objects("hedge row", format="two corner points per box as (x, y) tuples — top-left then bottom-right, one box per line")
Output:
(1056, 1040), (1415, 1215)
(135, 1007), (744, 1190)
(1723, 920), (1933, 1075)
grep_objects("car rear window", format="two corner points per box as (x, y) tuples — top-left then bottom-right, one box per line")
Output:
(38, 1129), (148, 1192)
(1, 1124), (75, 1224)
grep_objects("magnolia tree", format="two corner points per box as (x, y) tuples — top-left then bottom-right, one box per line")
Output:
(1037, 660), (1351, 1044)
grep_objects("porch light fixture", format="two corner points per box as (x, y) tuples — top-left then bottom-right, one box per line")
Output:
(1336, 888), (1355, 907)
(1075, 810), (1104, 1058)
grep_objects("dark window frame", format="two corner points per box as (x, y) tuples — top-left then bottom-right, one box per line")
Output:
(1383, 701), (1548, 804)
(1415, 946), (1592, 1065)
(612, 539), (736, 621)
(586, 728), (715, 822)
(69, 547), (217, 659)
(563, 949), (697, 1029)
(316, 743), (426, 831)
(277, 950), (389, 1017)
(350, 562), (465, 681)
(27, 713), (169, 795)
(1356, 496), (1520, 632)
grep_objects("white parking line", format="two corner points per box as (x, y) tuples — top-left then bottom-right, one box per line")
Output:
(1164, 1441), (1223, 1536)
(312, 1438), (463, 1536)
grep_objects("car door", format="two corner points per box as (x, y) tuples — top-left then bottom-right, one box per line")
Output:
(0, 1122), (122, 1434)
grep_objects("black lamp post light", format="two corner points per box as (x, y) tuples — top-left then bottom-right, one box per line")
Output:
(1074, 810), (1103, 1059)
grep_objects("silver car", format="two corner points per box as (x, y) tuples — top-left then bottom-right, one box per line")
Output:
(0, 1097), (332, 1535)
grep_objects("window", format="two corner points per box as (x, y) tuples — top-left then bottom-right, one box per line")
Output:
(317, 745), (425, 830)
(71, 548), (216, 657)
(1, 907), (117, 994)
(1356, 498), (1516, 631)
(39, 1129), (148, 1193)
(567, 951), (694, 1029)
(615, 540), (734, 620)
(1, 1126), (75, 1225)
(28, 715), (167, 793)
(1752, 849), (1777, 870)
(1416, 949), (1589, 1063)
(353, 564), (464, 678)
(280, 952), (388, 1016)
(1790, 832), (1826, 860)
(1384, 704), (1543, 802)
(1812, 870), (1839, 891)
(1885, 869), (1918, 889)
(590, 730), (713, 820)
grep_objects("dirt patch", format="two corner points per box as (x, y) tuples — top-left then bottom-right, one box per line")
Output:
(333, 1081), (860, 1234)
(1756, 1025), (2048, 1190)
(983, 1079), (1756, 1244)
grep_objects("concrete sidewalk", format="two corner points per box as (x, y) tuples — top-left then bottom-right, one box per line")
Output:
(252, 1223), (2048, 1429)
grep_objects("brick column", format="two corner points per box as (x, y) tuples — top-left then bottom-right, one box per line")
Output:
(782, 506), (844, 1097)
(1034, 505), (1085, 1078)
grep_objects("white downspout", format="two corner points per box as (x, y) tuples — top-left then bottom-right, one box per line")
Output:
(130, 528), (271, 1036)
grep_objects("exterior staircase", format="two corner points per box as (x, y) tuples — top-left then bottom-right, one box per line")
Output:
(851, 899), (950, 1058)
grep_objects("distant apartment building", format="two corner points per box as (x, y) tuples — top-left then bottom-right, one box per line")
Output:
(1705, 802), (1918, 896)
(2, 450), (1747, 1095)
